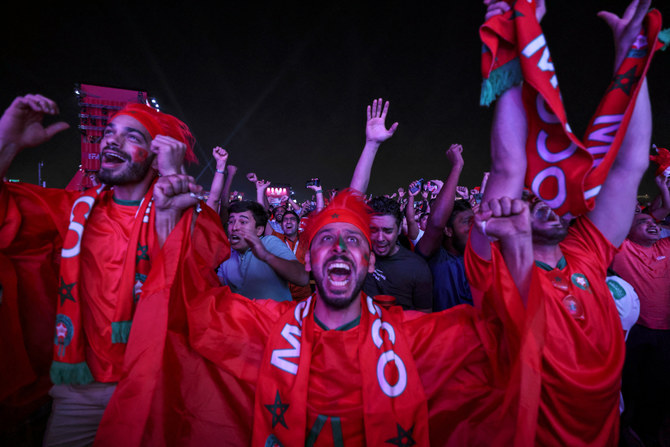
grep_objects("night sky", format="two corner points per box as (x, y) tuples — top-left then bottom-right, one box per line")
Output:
(2, 0), (669, 203)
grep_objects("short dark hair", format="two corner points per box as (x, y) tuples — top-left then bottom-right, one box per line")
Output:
(283, 209), (300, 222)
(228, 200), (268, 228)
(368, 196), (403, 227)
(447, 200), (472, 228)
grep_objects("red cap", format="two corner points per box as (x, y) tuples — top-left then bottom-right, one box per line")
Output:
(650, 146), (670, 177)
(109, 103), (198, 164)
(303, 189), (372, 248)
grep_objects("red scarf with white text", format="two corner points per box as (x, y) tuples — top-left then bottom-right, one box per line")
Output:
(480, 0), (664, 217)
(50, 184), (155, 384)
(253, 294), (429, 446)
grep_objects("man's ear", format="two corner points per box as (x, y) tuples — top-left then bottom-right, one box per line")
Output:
(256, 226), (265, 237)
(304, 251), (312, 273)
(444, 226), (453, 237)
(367, 251), (376, 273)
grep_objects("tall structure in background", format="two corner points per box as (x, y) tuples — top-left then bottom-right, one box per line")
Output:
(66, 84), (150, 191)
(265, 184), (293, 207)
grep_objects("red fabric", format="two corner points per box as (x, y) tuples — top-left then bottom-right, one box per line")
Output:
(303, 189), (372, 247)
(480, 0), (663, 217)
(252, 294), (430, 446)
(109, 103), (198, 164)
(106, 208), (522, 445)
(650, 146), (670, 177)
(77, 192), (158, 381)
(612, 237), (670, 330)
(465, 217), (625, 446)
(53, 185), (156, 382)
(95, 205), (237, 446)
(0, 182), (76, 424)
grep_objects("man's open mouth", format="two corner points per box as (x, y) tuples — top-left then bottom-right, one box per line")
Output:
(326, 262), (352, 287)
(101, 149), (128, 165)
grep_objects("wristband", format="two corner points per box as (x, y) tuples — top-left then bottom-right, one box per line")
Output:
(216, 169), (225, 174)
(315, 189), (323, 194)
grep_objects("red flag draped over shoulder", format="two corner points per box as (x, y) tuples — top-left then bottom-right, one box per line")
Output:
(94, 205), (246, 446)
(480, 0), (664, 217)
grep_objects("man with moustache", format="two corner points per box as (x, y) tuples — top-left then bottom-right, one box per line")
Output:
(465, 0), (659, 444)
(0, 94), (207, 445)
(363, 196), (433, 311)
(218, 200), (309, 301)
(140, 187), (538, 445)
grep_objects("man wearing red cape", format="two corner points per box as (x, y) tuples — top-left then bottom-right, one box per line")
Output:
(96, 1), (662, 446)
(0, 95), (217, 445)
(469, 0), (662, 445)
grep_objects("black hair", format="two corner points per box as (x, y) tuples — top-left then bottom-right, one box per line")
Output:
(368, 196), (403, 227)
(228, 200), (268, 228)
(447, 200), (472, 228)
(283, 209), (300, 222)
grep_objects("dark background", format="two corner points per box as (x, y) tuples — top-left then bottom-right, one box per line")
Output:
(2, 0), (669, 202)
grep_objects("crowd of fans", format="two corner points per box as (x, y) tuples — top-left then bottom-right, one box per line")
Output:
(1, 0), (669, 445)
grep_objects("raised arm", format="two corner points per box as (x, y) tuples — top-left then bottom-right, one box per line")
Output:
(474, 197), (534, 306)
(238, 228), (309, 286)
(306, 180), (325, 212)
(470, 0), (546, 259)
(587, 0), (653, 247)
(221, 164), (237, 209)
(206, 146), (228, 211)
(404, 180), (421, 241)
(470, 83), (528, 260)
(255, 179), (271, 210)
(0, 95), (70, 178)
(649, 175), (670, 221)
(415, 144), (465, 258)
(349, 98), (398, 193)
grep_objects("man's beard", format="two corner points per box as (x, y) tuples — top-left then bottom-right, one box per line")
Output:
(97, 158), (154, 186)
(315, 281), (362, 310)
(532, 225), (569, 246)
(314, 258), (367, 310)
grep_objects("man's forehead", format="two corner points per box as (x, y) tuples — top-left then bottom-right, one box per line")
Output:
(230, 210), (253, 219)
(108, 115), (150, 136)
(316, 222), (365, 236)
(634, 214), (653, 224)
(455, 209), (473, 220)
(370, 214), (397, 227)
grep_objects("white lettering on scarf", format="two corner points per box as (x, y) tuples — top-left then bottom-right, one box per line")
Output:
(522, 33), (558, 88)
(270, 324), (301, 375)
(61, 196), (96, 259)
(366, 296), (407, 398)
(270, 297), (312, 375)
(586, 114), (623, 166)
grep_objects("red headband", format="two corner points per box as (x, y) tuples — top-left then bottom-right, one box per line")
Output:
(109, 103), (198, 164)
(650, 146), (670, 177)
(303, 189), (372, 248)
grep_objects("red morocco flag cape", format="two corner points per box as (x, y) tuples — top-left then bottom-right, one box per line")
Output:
(95, 200), (528, 445)
(480, 0), (664, 217)
(0, 183), (75, 430)
(94, 204), (245, 446)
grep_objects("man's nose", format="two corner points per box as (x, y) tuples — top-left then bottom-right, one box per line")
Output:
(332, 234), (347, 252)
(103, 131), (121, 146)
